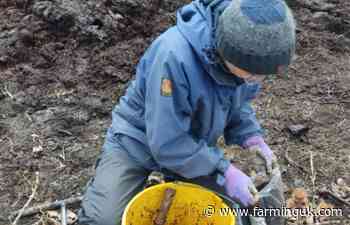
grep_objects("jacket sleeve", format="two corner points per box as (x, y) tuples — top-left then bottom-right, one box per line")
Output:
(144, 50), (230, 179)
(224, 100), (264, 147)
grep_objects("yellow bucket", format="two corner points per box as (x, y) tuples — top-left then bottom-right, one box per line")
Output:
(122, 182), (235, 225)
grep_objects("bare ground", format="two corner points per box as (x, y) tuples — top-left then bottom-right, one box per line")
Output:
(0, 0), (349, 224)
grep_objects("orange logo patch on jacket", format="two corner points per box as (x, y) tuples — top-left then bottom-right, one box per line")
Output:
(161, 78), (172, 96)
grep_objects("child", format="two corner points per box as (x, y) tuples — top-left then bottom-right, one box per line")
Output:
(79, 0), (295, 224)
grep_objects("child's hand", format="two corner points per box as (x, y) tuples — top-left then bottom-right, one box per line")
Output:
(224, 164), (259, 207)
(243, 136), (278, 175)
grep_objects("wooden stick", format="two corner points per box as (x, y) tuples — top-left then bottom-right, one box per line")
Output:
(9, 196), (83, 220)
(284, 152), (327, 177)
(153, 188), (176, 225)
(310, 151), (317, 209)
(11, 171), (40, 225)
(284, 153), (309, 174)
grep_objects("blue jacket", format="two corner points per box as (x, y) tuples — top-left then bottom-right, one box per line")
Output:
(103, 0), (263, 179)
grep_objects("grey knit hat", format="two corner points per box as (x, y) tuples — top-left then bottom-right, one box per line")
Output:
(215, 0), (296, 75)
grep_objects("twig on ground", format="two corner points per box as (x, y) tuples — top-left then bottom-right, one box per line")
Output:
(284, 152), (309, 174)
(284, 151), (327, 177)
(9, 196), (83, 220)
(56, 128), (73, 136)
(310, 151), (317, 209)
(318, 189), (350, 208)
(11, 171), (40, 225)
(3, 85), (14, 99)
(24, 111), (33, 122)
(11, 193), (23, 208)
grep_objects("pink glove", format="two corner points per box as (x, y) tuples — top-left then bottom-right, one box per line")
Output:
(243, 135), (276, 174)
(224, 164), (258, 207)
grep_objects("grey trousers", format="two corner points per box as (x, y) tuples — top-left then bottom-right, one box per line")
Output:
(78, 148), (226, 225)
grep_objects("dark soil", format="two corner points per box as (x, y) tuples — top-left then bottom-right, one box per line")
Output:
(0, 0), (349, 224)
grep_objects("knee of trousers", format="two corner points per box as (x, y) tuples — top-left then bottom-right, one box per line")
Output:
(78, 199), (124, 225)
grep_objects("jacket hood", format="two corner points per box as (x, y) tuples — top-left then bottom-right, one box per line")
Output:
(176, 0), (244, 87)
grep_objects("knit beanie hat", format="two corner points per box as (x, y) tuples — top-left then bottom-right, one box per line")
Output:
(215, 0), (296, 75)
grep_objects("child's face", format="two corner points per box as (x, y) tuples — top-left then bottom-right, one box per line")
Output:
(223, 60), (267, 83)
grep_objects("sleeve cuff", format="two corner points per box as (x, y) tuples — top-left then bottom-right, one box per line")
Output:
(215, 158), (230, 187)
(242, 135), (264, 149)
(216, 158), (231, 174)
